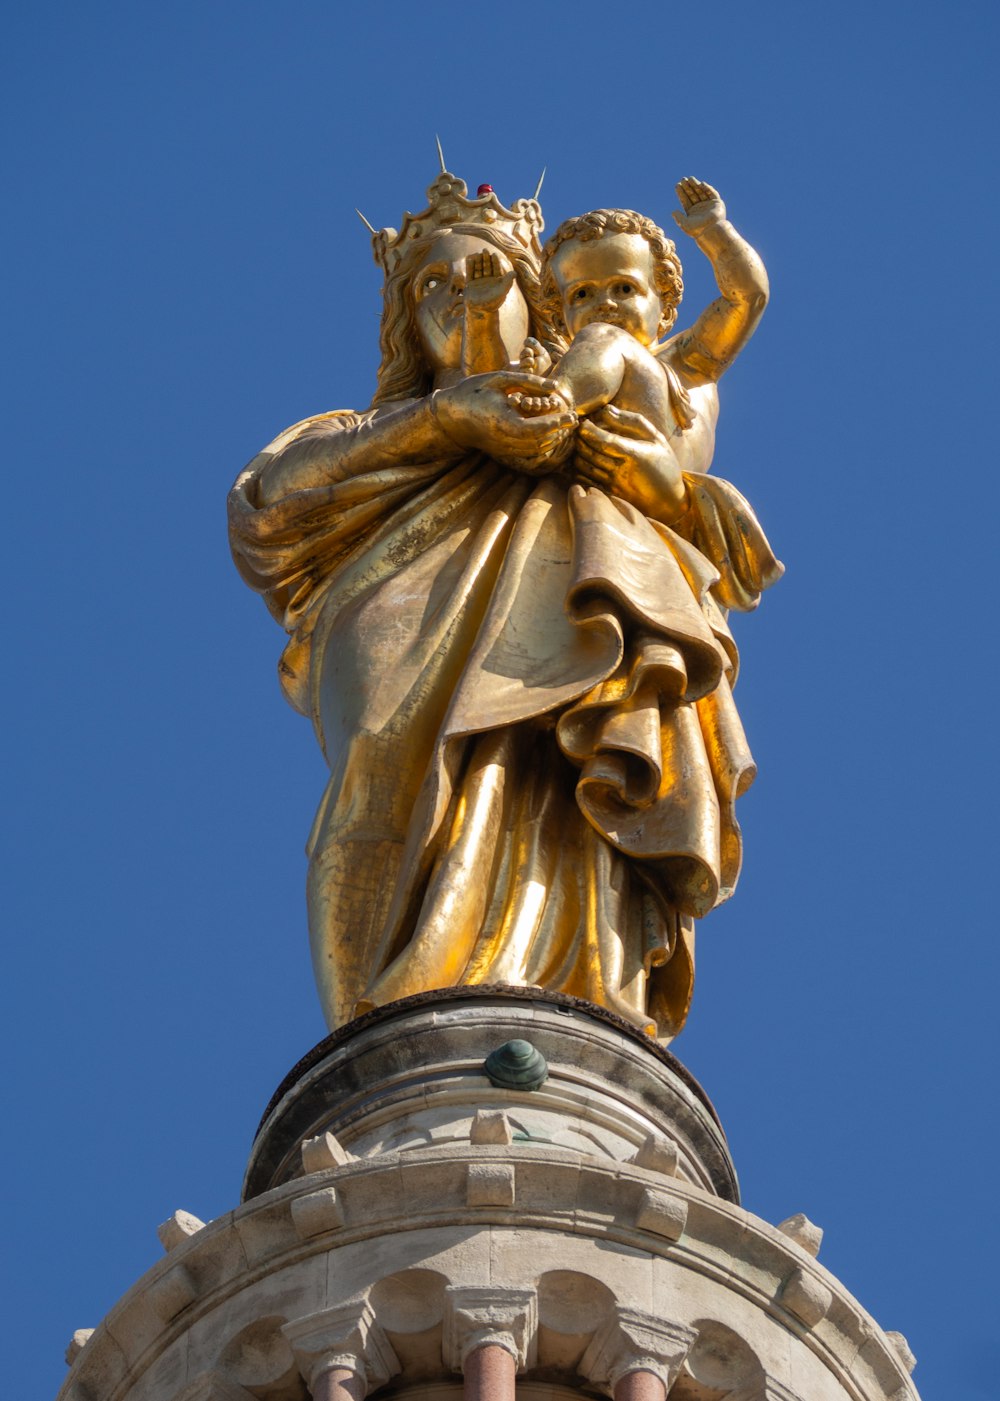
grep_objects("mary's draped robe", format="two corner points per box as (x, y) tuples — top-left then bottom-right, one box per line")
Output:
(229, 408), (781, 1039)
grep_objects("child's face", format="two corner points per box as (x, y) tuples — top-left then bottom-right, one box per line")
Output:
(551, 233), (664, 347)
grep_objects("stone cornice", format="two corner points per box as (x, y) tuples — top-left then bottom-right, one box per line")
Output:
(59, 1143), (918, 1401)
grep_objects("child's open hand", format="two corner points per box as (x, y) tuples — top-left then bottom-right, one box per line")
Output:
(672, 177), (726, 237)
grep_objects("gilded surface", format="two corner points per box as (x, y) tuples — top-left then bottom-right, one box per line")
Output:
(229, 167), (781, 1040)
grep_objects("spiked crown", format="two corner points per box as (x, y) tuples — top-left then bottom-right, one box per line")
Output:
(367, 171), (545, 274)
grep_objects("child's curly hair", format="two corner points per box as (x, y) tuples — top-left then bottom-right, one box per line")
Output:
(541, 209), (684, 346)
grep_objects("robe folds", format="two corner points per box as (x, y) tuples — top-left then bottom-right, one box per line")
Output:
(229, 408), (782, 1040)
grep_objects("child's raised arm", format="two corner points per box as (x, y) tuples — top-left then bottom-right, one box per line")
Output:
(669, 178), (769, 384)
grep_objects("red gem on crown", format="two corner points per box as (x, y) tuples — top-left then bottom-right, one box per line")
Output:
(477, 184), (494, 197)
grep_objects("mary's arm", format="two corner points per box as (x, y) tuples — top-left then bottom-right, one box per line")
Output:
(253, 397), (457, 506)
(252, 376), (577, 506)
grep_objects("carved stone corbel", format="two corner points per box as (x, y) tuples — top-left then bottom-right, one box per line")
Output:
(443, 1285), (538, 1371)
(580, 1307), (696, 1398)
(282, 1300), (399, 1399)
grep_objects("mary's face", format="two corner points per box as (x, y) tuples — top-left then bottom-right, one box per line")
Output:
(411, 230), (530, 374)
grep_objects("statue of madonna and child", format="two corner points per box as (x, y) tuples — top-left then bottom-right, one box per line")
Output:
(228, 159), (782, 1043)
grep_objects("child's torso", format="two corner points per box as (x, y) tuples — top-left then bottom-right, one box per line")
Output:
(612, 338), (719, 476)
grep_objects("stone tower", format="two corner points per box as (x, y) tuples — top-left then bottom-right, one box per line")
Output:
(59, 987), (919, 1401)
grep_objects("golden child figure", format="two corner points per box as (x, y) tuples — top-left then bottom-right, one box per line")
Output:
(508, 179), (769, 525)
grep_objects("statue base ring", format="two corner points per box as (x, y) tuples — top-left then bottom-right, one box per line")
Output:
(243, 986), (739, 1204)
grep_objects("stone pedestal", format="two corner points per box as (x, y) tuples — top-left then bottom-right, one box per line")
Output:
(244, 988), (737, 1204)
(59, 990), (919, 1401)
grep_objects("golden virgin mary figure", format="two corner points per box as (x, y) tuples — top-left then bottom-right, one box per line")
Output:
(228, 168), (781, 1041)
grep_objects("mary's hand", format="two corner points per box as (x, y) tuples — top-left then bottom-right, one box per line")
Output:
(575, 406), (687, 521)
(432, 371), (576, 472)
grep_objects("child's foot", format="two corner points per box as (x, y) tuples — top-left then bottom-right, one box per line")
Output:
(517, 337), (553, 376)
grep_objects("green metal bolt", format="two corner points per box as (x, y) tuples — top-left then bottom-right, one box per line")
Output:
(484, 1038), (548, 1091)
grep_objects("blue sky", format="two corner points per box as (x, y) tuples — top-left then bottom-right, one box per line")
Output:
(4, 2), (998, 1396)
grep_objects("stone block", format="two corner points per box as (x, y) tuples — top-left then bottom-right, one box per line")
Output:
(467, 1162), (515, 1207)
(102, 1279), (181, 1371)
(340, 1156), (405, 1227)
(686, 1206), (785, 1299)
(490, 1226), (655, 1317)
(635, 1188), (687, 1241)
(157, 1209), (207, 1252)
(174, 1210), (246, 1301)
(147, 1264), (198, 1321)
(302, 1131), (351, 1174)
(231, 1192), (299, 1267)
(779, 1267), (832, 1328)
(470, 1109), (514, 1145)
(776, 1213), (823, 1258)
(509, 1153), (579, 1217)
(330, 1223), (492, 1301)
(884, 1331), (916, 1374)
(65, 1329), (95, 1365)
(631, 1134), (679, 1177)
(572, 1162), (623, 1229)
(291, 1187), (345, 1239)
(61, 1323), (129, 1401)
(63, 1385), (96, 1401)
(853, 1328), (918, 1396)
(114, 1329), (189, 1401)
(649, 1251), (721, 1328)
(397, 1151), (466, 1219)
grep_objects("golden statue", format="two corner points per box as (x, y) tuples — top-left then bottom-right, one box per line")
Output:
(229, 162), (781, 1041)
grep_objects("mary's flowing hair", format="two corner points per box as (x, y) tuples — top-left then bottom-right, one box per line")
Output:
(370, 225), (555, 407)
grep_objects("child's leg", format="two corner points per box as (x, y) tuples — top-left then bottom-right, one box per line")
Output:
(511, 322), (632, 418)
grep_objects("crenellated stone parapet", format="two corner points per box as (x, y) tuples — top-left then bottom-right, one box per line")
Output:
(60, 993), (918, 1401)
